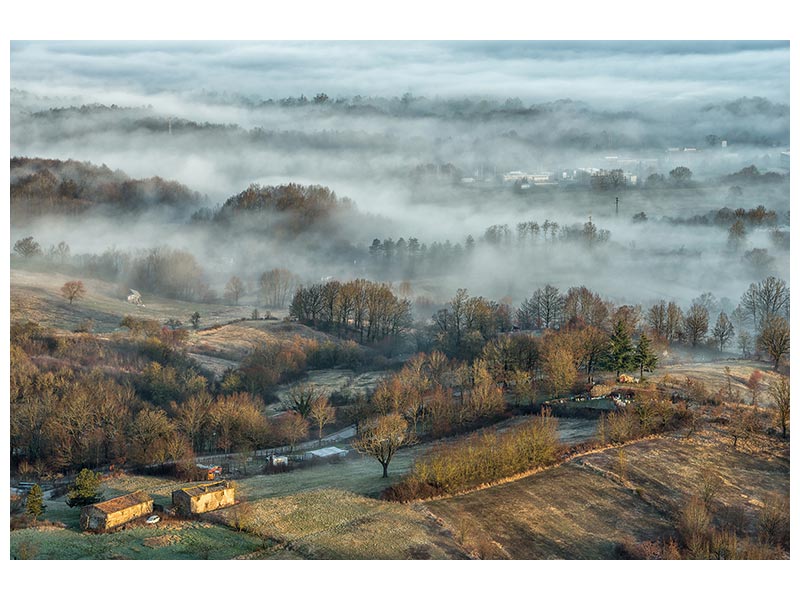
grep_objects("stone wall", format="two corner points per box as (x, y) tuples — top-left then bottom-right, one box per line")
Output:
(80, 498), (153, 531)
(191, 487), (235, 514)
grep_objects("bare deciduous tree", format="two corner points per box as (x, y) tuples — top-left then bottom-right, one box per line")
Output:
(309, 395), (336, 443)
(260, 268), (298, 309)
(61, 280), (86, 305)
(757, 316), (790, 371)
(353, 413), (414, 477)
(684, 302), (709, 347)
(224, 275), (245, 305)
(277, 411), (309, 452)
(767, 376), (789, 439)
(540, 336), (577, 398)
(712, 311), (735, 351)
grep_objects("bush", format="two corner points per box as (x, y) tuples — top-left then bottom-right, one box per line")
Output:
(617, 537), (664, 560)
(380, 479), (441, 502)
(683, 378), (715, 405)
(396, 409), (560, 498)
(677, 496), (712, 558)
(758, 494), (790, 549)
(599, 395), (691, 444)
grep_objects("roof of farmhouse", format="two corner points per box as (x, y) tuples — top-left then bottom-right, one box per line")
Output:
(90, 491), (152, 514)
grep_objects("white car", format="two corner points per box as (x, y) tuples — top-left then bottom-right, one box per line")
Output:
(145, 515), (161, 524)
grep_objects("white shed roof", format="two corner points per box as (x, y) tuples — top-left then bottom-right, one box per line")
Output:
(305, 446), (347, 458)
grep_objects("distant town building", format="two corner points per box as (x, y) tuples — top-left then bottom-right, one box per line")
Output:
(172, 481), (235, 516)
(80, 491), (153, 532)
(503, 170), (554, 184)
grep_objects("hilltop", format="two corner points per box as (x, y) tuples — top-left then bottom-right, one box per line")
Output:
(11, 157), (204, 220)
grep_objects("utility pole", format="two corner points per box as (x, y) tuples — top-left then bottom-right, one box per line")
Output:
(615, 196), (619, 216)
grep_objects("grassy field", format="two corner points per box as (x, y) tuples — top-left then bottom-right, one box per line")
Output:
(14, 471), (465, 560)
(12, 478), (265, 560)
(212, 489), (468, 559)
(11, 267), (254, 333)
(424, 427), (789, 559)
(97, 452), (416, 503)
(187, 319), (341, 362)
(659, 359), (784, 401)
(10, 518), (264, 560)
(271, 368), (389, 404)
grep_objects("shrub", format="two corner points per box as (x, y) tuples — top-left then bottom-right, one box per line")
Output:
(399, 408), (560, 497)
(618, 537), (663, 560)
(758, 494), (790, 549)
(380, 479), (441, 502)
(677, 496), (712, 559)
(684, 377), (714, 405)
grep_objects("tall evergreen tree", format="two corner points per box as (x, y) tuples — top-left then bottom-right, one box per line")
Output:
(607, 319), (634, 378)
(66, 468), (104, 508)
(634, 333), (658, 379)
(25, 484), (45, 520)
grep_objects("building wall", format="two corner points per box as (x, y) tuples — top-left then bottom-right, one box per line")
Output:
(190, 488), (235, 514)
(104, 501), (153, 529)
(80, 500), (153, 531)
(172, 491), (193, 515)
(173, 486), (235, 515)
(80, 506), (105, 531)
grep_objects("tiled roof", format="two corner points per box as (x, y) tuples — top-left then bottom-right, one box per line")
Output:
(90, 491), (152, 514)
(176, 481), (230, 498)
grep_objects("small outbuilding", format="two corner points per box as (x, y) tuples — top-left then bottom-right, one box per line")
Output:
(172, 481), (235, 516)
(303, 446), (349, 461)
(80, 491), (153, 532)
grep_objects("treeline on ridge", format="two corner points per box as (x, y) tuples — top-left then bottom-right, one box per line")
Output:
(10, 157), (204, 220)
(191, 182), (355, 236)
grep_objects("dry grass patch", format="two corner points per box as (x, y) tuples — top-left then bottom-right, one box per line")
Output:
(216, 489), (467, 559)
(189, 320), (343, 362)
(580, 430), (789, 524)
(11, 268), (253, 332)
(661, 360), (783, 401)
(425, 428), (788, 559)
(426, 461), (673, 559)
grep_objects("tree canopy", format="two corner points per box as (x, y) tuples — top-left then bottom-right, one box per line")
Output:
(66, 468), (104, 507)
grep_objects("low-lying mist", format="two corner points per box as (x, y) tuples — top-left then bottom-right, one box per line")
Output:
(9, 41), (790, 319)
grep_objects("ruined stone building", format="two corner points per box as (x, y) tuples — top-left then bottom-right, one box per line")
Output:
(172, 481), (235, 515)
(80, 491), (153, 532)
